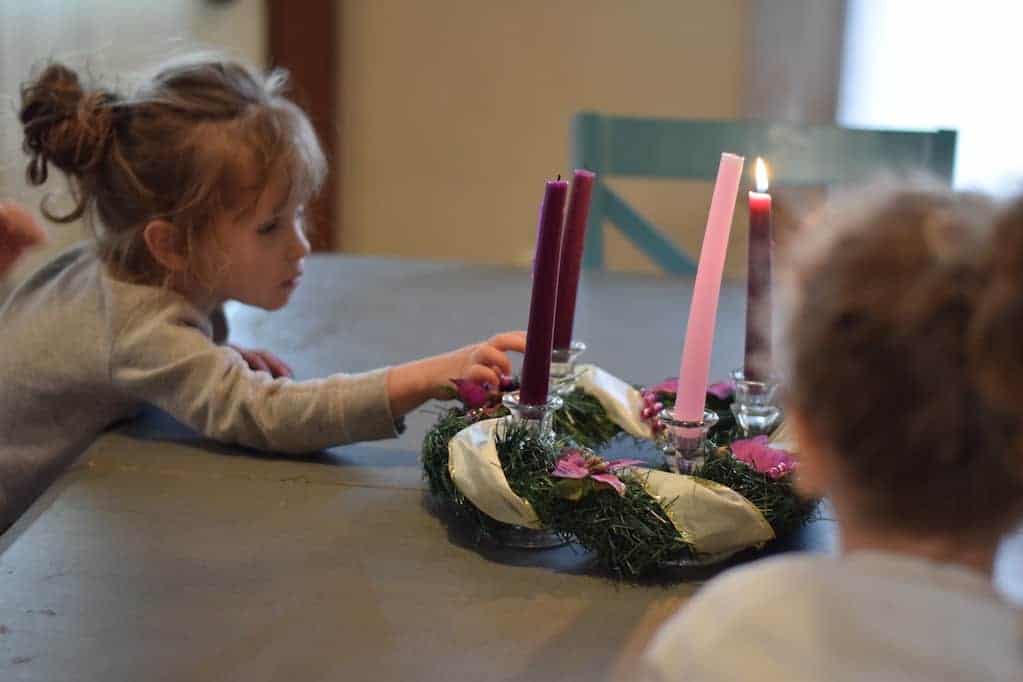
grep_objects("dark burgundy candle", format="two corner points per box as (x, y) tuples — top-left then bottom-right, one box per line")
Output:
(520, 178), (568, 405)
(552, 169), (595, 350)
(744, 158), (773, 381)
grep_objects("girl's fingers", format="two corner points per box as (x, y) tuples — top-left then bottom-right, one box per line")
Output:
(471, 343), (513, 377)
(229, 345), (291, 377)
(486, 331), (527, 354)
(464, 364), (501, 389)
(245, 351), (270, 374)
(263, 352), (293, 378)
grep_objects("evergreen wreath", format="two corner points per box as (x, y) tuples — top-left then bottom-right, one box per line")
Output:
(423, 378), (817, 578)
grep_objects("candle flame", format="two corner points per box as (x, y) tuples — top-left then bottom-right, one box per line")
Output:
(755, 157), (769, 192)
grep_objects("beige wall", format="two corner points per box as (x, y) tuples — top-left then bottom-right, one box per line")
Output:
(3, 1), (755, 282)
(338, 0), (751, 274)
(0, 0), (266, 287)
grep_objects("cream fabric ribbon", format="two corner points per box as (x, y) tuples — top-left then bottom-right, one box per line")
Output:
(625, 467), (774, 555)
(575, 364), (654, 439)
(448, 417), (542, 529)
(447, 416), (775, 554)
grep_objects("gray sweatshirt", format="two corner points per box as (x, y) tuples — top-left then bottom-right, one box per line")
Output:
(0, 243), (397, 530)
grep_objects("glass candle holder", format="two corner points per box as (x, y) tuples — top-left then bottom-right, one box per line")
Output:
(496, 391), (569, 549)
(549, 340), (587, 395)
(502, 391), (564, 446)
(730, 368), (782, 437)
(658, 408), (720, 474)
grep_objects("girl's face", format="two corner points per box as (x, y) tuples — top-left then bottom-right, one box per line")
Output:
(197, 174), (311, 311)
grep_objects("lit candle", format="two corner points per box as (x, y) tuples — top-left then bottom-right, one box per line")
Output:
(519, 178), (569, 405)
(552, 169), (595, 350)
(675, 153), (745, 422)
(745, 158), (773, 381)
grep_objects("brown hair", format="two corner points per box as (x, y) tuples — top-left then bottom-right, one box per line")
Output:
(19, 55), (326, 283)
(784, 184), (1023, 535)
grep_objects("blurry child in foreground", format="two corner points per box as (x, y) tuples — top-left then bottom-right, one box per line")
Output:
(642, 186), (1023, 681)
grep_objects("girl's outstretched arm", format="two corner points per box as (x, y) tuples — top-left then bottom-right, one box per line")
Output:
(111, 294), (398, 453)
(386, 331), (526, 417)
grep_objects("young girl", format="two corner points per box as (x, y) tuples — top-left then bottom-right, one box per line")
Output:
(641, 187), (1023, 680)
(0, 57), (524, 531)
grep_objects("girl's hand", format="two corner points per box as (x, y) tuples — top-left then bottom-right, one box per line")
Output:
(386, 331), (527, 417)
(440, 331), (527, 399)
(0, 202), (47, 276)
(228, 344), (294, 378)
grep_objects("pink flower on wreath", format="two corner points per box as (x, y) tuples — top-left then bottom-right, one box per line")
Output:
(646, 377), (679, 395)
(640, 378), (734, 434)
(730, 435), (797, 480)
(450, 375), (521, 410)
(450, 379), (491, 409)
(639, 392), (667, 435)
(551, 449), (646, 496)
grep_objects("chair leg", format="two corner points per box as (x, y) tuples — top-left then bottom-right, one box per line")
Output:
(603, 186), (696, 275)
(582, 183), (606, 271)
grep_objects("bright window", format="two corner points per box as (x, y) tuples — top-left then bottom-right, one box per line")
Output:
(839, 0), (1022, 195)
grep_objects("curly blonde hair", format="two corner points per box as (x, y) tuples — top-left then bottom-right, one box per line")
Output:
(784, 184), (1023, 535)
(19, 55), (326, 283)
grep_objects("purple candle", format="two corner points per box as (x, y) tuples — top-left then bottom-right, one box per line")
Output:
(552, 169), (595, 350)
(520, 178), (568, 405)
(744, 158), (773, 381)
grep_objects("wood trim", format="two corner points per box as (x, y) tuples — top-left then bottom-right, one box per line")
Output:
(266, 0), (338, 251)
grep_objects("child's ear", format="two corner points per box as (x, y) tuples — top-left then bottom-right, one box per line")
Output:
(788, 409), (834, 499)
(142, 220), (188, 272)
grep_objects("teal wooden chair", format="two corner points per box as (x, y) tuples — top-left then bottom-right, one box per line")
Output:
(571, 112), (957, 274)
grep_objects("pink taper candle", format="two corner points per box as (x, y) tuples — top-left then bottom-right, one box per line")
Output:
(552, 169), (595, 350)
(675, 153), (745, 422)
(519, 178), (569, 405)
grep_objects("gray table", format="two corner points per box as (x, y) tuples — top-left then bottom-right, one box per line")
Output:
(0, 255), (1012, 681)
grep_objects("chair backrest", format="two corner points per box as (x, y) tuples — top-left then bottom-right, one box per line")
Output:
(571, 112), (957, 274)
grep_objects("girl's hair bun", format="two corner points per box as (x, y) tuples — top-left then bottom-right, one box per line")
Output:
(20, 63), (119, 185)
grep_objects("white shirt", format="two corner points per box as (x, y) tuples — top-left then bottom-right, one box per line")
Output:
(641, 551), (1022, 681)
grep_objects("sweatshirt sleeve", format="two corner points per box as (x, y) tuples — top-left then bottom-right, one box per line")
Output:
(110, 297), (398, 452)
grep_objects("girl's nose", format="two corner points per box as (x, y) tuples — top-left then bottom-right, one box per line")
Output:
(289, 223), (311, 260)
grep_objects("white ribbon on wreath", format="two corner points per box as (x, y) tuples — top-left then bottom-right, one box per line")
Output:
(447, 416), (776, 556)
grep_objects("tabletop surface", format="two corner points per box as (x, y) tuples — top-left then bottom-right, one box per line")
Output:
(1, 255), (1018, 681)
